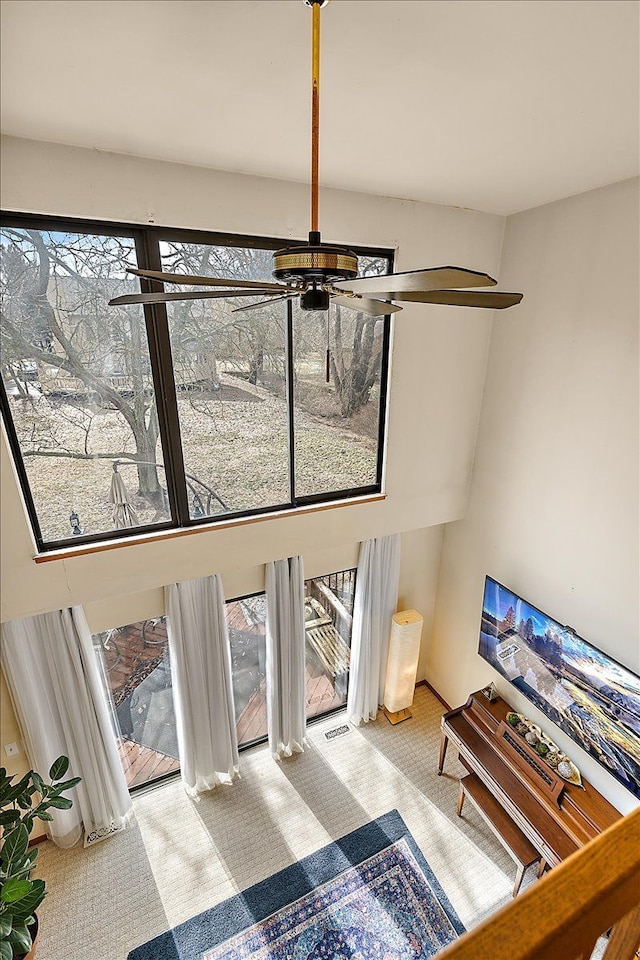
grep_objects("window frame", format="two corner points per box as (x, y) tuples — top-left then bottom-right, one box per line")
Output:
(0, 211), (393, 551)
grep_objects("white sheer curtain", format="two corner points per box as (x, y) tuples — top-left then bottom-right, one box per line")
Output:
(347, 533), (401, 725)
(265, 556), (306, 759)
(1, 607), (131, 848)
(165, 573), (239, 796)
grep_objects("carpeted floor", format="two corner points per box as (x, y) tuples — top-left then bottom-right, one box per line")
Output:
(34, 687), (540, 959)
(129, 810), (465, 959)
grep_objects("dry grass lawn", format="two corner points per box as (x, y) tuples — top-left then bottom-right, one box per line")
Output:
(13, 371), (380, 542)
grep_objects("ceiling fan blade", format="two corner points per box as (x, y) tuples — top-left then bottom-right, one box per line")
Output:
(232, 293), (298, 314)
(126, 268), (296, 292)
(331, 296), (403, 317)
(109, 289), (283, 306)
(333, 266), (497, 296)
(397, 290), (523, 309)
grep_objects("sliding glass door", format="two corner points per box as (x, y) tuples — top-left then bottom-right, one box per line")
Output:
(93, 617), (180, 790)
(227, 593), (268, 748)
(303, 569), (356, 720)
(94, 567), (358, 790)
(228, 568), (357, 747)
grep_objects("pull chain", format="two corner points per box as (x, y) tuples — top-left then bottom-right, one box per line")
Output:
(325, 311), (331, 383)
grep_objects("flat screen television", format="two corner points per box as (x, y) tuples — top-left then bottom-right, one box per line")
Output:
(478, 576), (640, 796)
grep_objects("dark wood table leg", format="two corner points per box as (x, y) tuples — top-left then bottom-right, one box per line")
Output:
(438, 731), (449, 775)
(538, 859), (547, 879)
(513, 862), (526, 897)
(457, 779), (466, 816)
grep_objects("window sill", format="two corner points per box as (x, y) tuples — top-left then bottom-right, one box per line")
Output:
(33, 493), (386, 563)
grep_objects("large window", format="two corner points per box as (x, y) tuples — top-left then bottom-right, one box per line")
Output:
(94, 568), (356, 791)
(1, 214), (391, 550)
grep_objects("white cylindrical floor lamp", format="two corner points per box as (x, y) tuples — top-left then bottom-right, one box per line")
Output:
(383, 609), (423, 724)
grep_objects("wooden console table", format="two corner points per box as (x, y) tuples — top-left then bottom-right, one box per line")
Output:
(439, 691), (621, 869)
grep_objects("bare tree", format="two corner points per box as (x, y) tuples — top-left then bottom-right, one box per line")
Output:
(329, 306), (383, 417)
(1, 229), (163, 504)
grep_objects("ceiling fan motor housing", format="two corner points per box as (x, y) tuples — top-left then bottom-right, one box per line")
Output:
(273, 232), (358, 311)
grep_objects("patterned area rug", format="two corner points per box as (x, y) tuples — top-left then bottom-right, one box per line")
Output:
(128, 810), (465, 960)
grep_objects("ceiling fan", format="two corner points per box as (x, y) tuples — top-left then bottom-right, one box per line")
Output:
(109, 0), (522, 318)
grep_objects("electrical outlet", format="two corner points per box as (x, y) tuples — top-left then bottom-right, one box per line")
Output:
(4, 742), (19, 757)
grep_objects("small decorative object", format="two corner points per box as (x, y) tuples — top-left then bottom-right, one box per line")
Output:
(0, 756), (81, 959)
(503, 711), (583, 786)
(480, 682), (499, 702)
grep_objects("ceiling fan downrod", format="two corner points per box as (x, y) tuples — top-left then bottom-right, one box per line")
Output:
(272, 0), (358, 310)
(109, 0), (523, 318)
(310, 0), (321, 235)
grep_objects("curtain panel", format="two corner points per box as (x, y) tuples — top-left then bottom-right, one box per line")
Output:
(1, 607), (131, 848)
(265, 556), (306, 759)
(347, 533), (401, 725)
(165, 573), (239, 796)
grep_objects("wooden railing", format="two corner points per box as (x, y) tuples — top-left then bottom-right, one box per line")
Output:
(438, 806), (640, 960)
(307, 578), (353, 639)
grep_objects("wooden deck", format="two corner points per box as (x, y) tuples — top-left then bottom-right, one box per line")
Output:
(102, 591), (351, 786)
(117, 736), (179, 789)
(236, 659), (347, 744)
(97, 618), (168, 707)
(228, 597), (264, 637)
(98, 620), (178, 790)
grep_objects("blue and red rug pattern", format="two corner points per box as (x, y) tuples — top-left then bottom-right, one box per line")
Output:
(129, 810), (464, 960)
(204, 835), (461, 960)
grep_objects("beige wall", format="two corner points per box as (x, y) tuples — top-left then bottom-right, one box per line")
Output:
(1, 141), (637, 816)
(81, 525), (445, 639)
(1, 138), (478, 767)
(0, 670), (30, 780)
(430, 178), (640, 813)
(0, 135), (502, 630)
(0, 671), (41, 837)
(0, 524), (444, 771)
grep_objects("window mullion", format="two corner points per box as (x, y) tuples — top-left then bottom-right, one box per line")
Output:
(135, 231), (191, 526)
(376, 257), (394, 489)
(0, 386), (45, 550)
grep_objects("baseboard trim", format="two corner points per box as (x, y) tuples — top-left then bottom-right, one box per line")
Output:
(415, 679), (452, 712)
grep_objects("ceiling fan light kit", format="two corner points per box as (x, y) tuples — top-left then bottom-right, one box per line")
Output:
(109, 0), (522, 317)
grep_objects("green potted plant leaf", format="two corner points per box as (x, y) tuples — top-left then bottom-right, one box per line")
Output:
(0, 757), (81, 960)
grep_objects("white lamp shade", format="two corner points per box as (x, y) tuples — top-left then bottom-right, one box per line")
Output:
(383, 610), (423, 713)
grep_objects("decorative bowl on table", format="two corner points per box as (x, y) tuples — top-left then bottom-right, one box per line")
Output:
(506, 711), (582, 786)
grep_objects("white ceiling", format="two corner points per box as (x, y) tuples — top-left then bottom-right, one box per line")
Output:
(1, 0), (638, 215)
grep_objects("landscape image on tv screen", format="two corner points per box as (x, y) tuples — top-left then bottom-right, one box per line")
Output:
(479, 576), (640, 796)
